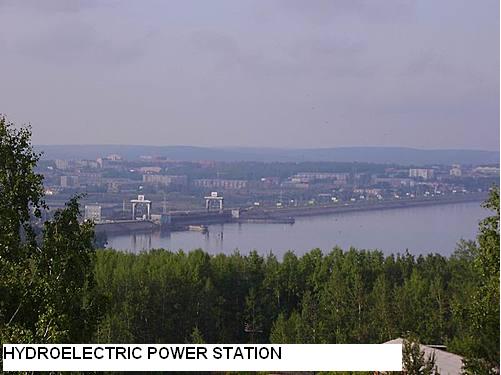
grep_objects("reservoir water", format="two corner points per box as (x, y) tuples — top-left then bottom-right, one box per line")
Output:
(106, 201), (489, 257)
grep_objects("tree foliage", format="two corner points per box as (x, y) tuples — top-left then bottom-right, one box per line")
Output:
(402, 335), (440, 375)
(0, 116), (103, 345)
(461, 188), (500, 374)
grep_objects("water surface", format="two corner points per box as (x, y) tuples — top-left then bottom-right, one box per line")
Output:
(106, 201), (488, 257)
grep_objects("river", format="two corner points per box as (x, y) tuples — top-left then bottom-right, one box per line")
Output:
(106, 201), (489, 257)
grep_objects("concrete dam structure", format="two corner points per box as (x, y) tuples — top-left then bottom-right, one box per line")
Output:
(95, 211), (232, 235)
(94, 220), (157, 235)
(168, 211), (232, 228)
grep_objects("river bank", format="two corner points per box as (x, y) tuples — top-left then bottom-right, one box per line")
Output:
(240, 192), (488, 219)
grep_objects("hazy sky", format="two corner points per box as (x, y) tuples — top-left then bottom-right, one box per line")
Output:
(0, 0), (499, 149)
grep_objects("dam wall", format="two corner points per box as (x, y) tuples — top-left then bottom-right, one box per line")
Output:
(169, 211), (232, 227)
(95, 220), (158, 234)
(95, 212), (232, 235)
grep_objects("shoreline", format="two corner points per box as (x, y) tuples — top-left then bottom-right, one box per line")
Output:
(239, 192), (488, 220)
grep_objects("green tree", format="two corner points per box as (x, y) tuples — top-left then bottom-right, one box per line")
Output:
(188, 326), (206, 344)
(297, 290), (323, 343)
(269, 311), (301, 344)
(320, 263), (351, 343)
(0, 116), (103, 344)
(447, 241), (478, 355)
(0, 116), (45, 343)
(38, 197), (104, 342)
(402, 336), (440, 375)
(463, 188), (500, 374)
(370, 274), (395, 342)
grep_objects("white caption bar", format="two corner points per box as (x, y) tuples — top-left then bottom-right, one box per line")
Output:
(3, 344), (402, 372)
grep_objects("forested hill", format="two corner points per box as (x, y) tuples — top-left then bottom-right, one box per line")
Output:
(36, 145), (499, 165)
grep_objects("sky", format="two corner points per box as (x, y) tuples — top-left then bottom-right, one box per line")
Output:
(0, 0), (499, 150)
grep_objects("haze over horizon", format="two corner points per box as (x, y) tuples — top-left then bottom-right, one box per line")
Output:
(0, 0), (499, 150)
(34, 143), (499, 152)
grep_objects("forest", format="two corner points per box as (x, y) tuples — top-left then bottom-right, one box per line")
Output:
(93, 240), (488, 348)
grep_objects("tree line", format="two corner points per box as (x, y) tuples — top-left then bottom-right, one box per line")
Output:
(93, 241), (490, 356)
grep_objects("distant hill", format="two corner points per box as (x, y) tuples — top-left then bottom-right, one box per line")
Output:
(36, 145), (499, 166)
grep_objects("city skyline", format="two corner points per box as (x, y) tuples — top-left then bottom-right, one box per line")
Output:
(0, 0), (499, 150)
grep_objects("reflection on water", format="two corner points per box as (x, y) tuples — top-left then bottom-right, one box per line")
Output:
(125, 224), (229, 253)
(107, 202), (488, 257)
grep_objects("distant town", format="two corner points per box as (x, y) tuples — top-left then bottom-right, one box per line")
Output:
(33, 152), (499, 238)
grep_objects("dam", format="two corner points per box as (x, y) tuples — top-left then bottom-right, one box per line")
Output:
(95, 210), (233, 235)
